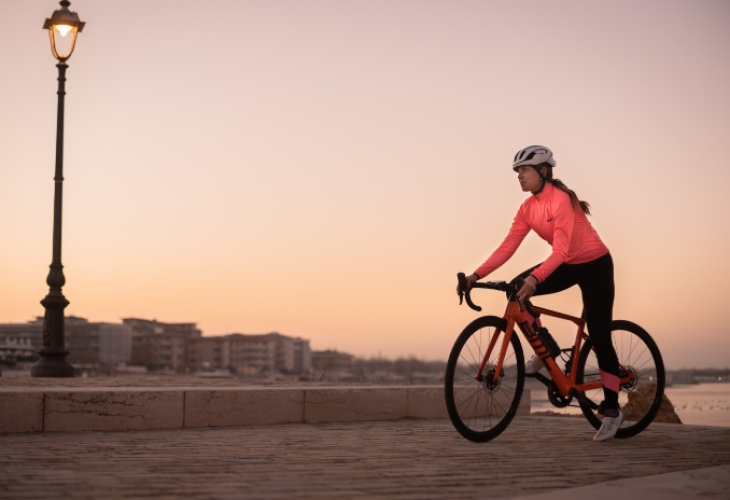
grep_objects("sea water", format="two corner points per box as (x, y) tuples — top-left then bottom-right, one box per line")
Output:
(529, 381), (730, 428)
(664, 383), (730, 428)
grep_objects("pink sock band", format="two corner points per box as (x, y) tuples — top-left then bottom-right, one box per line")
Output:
(600, 369), (620, 394)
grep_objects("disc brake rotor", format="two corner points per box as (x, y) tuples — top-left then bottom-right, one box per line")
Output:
(484, 367), (504, 391)
(621, 365), (638, 390)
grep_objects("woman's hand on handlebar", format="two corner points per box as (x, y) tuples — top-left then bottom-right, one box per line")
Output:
(516, 275), (538, 302)
(456, 273), (480, 296)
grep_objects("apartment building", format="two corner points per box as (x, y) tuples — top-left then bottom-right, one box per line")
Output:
(65, 317), (133, 365)
(187, 332), (312, 376)
(123, 318), (201, 372)
(187, 336), (225, 371)
(0, 319), (42, 363)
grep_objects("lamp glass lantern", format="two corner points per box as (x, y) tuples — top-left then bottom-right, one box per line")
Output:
(43, 1), (85, 62)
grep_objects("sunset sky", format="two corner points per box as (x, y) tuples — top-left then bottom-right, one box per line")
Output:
(2, 1), (729, 370)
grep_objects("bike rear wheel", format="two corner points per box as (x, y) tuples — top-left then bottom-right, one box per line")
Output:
(576, 320), (665, 438)
(444, 316), (525, 442)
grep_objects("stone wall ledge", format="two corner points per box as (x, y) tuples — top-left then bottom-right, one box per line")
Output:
(0, 386), (531, 434)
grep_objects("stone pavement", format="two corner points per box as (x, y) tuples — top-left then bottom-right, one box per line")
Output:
(2, 416), (729, 499)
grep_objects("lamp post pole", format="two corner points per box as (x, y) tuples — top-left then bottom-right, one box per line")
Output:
(31, 0), (85, 378)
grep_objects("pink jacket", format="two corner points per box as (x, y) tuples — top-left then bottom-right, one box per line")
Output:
(474, 183), (609, 283)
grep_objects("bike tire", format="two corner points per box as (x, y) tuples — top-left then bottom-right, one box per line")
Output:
(444, 315), (525, 442)
(576, 320), (665, 438)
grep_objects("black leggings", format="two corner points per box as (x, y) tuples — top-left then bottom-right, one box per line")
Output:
(514, 253), (620, 409)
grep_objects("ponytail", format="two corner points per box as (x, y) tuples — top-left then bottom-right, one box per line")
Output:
(538, 164), (591, 215)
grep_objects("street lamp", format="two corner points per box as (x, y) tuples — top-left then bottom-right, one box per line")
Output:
(31, 1), (85, 377)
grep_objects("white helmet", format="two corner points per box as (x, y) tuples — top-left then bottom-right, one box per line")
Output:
(512, 145), (556, 170)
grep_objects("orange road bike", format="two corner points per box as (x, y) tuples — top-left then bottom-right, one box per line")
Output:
(445, 273), (665, 442)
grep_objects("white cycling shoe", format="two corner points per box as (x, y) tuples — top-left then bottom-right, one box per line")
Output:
(525, 355), (544, 375)
(593, 410), (624, 442)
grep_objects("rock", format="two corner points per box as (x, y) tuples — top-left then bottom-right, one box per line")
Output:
(622, 383), (682, 424)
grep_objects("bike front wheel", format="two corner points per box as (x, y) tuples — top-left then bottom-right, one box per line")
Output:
(444, 316), (525, 442)
(576, 320), (665, 438)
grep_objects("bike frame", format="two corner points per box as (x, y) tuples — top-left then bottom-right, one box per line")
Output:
(477, 298), (634, 398)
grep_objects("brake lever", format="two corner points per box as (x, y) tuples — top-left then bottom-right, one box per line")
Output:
(457, 272), (467, 305)
(456, 272), (482, 312)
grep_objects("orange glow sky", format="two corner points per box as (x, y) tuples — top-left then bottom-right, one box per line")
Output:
(2, 1), (729, 369)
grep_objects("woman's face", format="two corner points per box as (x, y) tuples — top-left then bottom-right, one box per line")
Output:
(516, 166), (543, 193)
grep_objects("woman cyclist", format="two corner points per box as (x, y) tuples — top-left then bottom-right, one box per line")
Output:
(461, 145), (622, 442)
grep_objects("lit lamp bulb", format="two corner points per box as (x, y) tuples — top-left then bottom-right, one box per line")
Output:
(55, 24), (73, 37)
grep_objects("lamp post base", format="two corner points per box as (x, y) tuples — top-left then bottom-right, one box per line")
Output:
(30, 349), (74, 377)
(32, 286), (74, 378)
